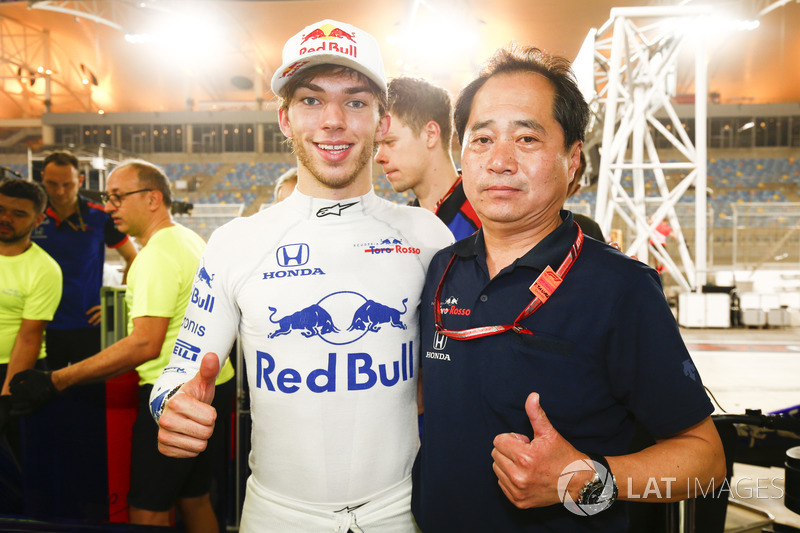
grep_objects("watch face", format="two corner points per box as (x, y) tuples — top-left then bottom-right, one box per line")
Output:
(582, 479), (618, 507)
(585, 482), (610, 504)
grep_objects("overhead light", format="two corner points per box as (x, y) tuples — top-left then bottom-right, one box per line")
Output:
(738, 121), (755, 132)
(80, 63), (99, 86)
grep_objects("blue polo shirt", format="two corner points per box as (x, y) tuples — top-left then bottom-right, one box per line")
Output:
(31, 194), (130, 330)
(412, 211), (713, 532)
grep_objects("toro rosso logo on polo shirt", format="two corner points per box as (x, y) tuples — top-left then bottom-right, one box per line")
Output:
(440, 294), (471, 316)
(267, 291), (407, 345)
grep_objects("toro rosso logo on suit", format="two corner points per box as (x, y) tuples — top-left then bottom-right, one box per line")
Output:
(356, 236), (421, 255)
(266, 291), (408, 345)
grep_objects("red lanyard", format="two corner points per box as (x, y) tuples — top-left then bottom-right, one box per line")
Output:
(433, 176), (462, 216)
(434, 223), (584, 340)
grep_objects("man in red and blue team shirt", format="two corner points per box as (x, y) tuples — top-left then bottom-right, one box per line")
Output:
(376, 77), (480, 241)
(34, 151), (137, 367)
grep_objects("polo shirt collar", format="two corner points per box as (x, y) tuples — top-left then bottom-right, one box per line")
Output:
(45, 194), (90, 225)
(453, 210), (578, 271)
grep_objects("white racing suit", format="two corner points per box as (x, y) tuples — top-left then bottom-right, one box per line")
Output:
(151, 189), (453, 532)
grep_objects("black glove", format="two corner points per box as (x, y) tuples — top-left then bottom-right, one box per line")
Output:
(0, 396), (11, 436)
(9, 370), (58, 416)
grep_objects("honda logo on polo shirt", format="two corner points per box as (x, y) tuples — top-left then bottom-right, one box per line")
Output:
(277, 243), (309, 267)
(433, 331), (448, 350)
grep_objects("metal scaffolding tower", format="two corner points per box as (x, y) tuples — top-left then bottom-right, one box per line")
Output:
(576, 6), (711, 292)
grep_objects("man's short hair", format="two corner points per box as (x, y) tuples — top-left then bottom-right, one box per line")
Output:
(111, 159), (172, 208)
(388, 77), (453, 147)
(454, 45), (590, 150)
(278, 64), (388, 117)
(42, 151), (79, 171)
(0, 178), (48, 214)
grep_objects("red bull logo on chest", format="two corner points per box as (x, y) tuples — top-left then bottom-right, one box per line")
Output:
(266, 290), (409, 346)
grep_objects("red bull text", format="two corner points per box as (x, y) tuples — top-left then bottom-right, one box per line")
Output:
(255, 341), (414, 393)
(299, 40), (357, 59)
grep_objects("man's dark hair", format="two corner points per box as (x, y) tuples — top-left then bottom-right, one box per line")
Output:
(0, 178), (48, 214)
(278, 64), (388, 117)
(453, 45), (590, 150)
(43, 151), (79, 170)
(111, 159), (172, 208)
(388, 77), (453, 149)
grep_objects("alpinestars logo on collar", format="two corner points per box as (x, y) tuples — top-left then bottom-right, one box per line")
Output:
(316, 202), (357, 217)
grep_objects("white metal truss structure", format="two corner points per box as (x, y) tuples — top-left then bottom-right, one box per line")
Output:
(579, 6), (711, 293)
(28, 1), (135, 31)
(2, 2), (175, 116)
(0, 11), (100, 115)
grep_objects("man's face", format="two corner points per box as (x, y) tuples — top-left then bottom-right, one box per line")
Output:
(0, 194), (44, 244)
(42, 163), (82, 212)
(460, 71), (581, 229)
(103, 167), (150, 237)
(375, 118), (430, 193)
(278, 70), (389, 195)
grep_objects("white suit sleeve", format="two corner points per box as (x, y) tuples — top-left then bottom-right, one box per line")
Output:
(149, 226), (241, 420)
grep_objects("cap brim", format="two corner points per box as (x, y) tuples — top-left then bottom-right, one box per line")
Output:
(271, 53), (386, 97)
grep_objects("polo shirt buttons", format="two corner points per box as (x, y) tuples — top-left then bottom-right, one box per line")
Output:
(480, 294), (488, 302)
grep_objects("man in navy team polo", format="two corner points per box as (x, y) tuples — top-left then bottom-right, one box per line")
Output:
(411, 45), (726, 532)
(27, 150), (137, 521)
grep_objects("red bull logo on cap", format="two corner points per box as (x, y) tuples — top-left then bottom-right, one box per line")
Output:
(280, 60), (310, 80)
(296, 22), (358, 61)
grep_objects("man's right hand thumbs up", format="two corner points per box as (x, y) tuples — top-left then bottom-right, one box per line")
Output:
(157, 352), (219, 458)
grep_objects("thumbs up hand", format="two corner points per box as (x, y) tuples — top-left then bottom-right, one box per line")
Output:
(157, 352), (219, 458)
(491, 392), (590, 508)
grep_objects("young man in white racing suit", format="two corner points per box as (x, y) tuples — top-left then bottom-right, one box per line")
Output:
(150, 19), (453, 532)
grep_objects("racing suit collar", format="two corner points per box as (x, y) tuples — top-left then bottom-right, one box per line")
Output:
(291, 188), (378, 220)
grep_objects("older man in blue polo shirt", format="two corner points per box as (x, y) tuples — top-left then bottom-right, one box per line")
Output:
(411, 45), (726, 532)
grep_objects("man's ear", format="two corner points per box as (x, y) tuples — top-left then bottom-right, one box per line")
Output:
(148, 189), (163, 210)
(278, 107), (292, 139)
(424, 120), (441, 149)
(567, 141), (583, 184)
(375, 113), (391, 143)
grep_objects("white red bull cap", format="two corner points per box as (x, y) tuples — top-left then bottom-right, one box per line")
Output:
(271, 19), (386, 97)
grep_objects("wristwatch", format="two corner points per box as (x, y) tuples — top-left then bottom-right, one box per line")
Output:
(155, 386), (182, 420)
(576, 453), (618, 512)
